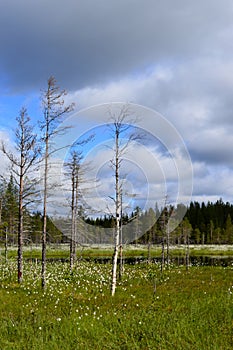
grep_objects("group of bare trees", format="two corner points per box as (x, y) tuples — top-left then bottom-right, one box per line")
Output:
(1, 78), (139, 296)
(1, 77), (74, 286)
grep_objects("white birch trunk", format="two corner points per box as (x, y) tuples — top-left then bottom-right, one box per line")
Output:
(42, 121), (49, 289)
(111, 129), (120, 296)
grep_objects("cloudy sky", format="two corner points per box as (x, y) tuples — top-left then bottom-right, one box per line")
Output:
(1, 0), (233, 211)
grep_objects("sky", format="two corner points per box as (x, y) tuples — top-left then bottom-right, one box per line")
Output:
(1, 0), (233, 215)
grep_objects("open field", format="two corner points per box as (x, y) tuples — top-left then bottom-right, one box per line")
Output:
(1, 244), (233, 261)
(0, 259), (233, 349)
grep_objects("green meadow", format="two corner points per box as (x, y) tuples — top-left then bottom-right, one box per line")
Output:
(3, 244), (233, 260)
(0, 255), (232, 349)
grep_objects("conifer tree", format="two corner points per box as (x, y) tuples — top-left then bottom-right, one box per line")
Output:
(1, 108), (38, 282)
(1, 175), (18, 244)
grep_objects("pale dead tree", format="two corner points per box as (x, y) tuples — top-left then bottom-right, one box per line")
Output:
(70, 151), (81, 270)
(160, 197), (175, 272)
(107, 104), (140, 296)
(160, 199), (167, 273)
(182, 217), (192, 271)
(64, 135), (94, 271)
(1, 107), (39, 283)
(40, 76), (74, 288)
(166, 205), (174, 267)
(0, 180), (7, 261)
(65, 150), (84, 271)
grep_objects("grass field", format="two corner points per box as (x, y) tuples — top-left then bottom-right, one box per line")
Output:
(0, 257), (232, 349)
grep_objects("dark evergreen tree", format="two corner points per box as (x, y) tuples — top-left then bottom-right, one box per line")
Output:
(224, 214), (233, 244)
(2, 175), (18, 244)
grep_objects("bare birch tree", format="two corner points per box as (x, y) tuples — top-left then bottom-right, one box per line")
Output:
(160, 206), (167, 273)
(65, 150), (83, 271)
(40, 76), (74, 288)
(107, 105), (140, 296)
(65, 134), (94, 271)
(1, 107), (38, 283)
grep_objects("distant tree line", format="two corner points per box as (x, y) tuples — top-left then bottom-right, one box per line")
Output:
(1, 174), (233, 246)
(84, 200), (233, 245)
(0, 76), (76, 285)
(185, 199), (233, 244)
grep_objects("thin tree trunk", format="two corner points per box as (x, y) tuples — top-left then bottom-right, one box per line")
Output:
(161, 234), (165, 273)
(18, 169), (23, 283)
(166, 223), (170, 266)
(69, 154), (80, 271)
(161, 210), (166, 273)
(111, 238), (119, 295)
(42, 123), (49, 289)
(70, 170), (75, 271)
(5, 227), (8, 262)
(0, 199), (2, 224)
(119, 242), (123, 279)
(74, 176), (78, 262)
(18, 121), (25, 284)
(147, 240), (151, 263)
(111, 130), (120, 296)
(185, 231), (190, 271)
(119, 192), (123, 279)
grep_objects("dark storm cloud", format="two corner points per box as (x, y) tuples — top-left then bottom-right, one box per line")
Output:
(1, 0), (233, 93)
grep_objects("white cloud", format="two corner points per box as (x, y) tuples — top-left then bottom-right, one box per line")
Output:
(1, 0), (233, 206)
(192, 165), (233, 202)
(0, 130), (16, 178)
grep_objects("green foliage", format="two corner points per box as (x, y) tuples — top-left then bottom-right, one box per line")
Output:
(186, 200), (233, 244)
(0, 176), (18, 244)
(0, 260), (232, 349)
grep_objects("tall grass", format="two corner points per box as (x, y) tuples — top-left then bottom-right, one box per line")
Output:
(0, 259), (232, 349)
